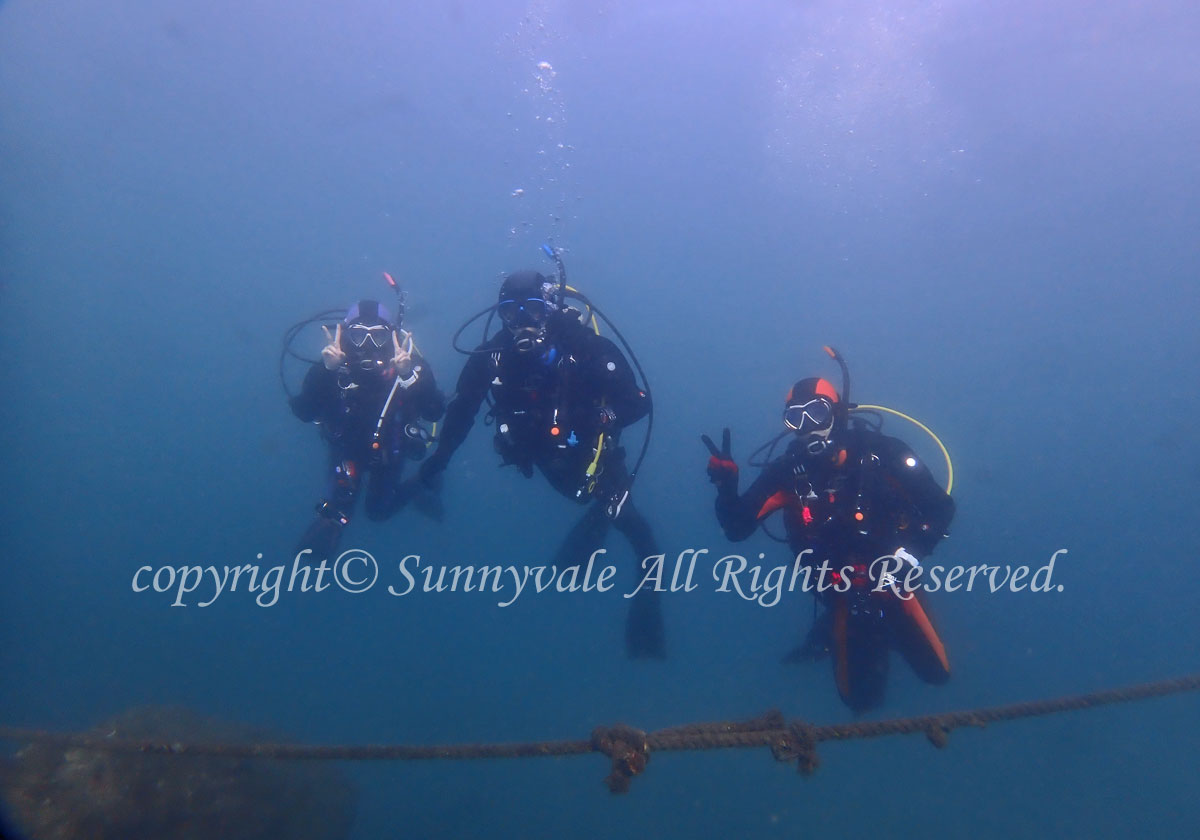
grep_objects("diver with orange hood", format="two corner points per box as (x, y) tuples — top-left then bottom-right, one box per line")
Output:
(703, 348), (955, 711)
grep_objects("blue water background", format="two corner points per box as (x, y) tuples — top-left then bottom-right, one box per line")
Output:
(1, 1), (1198, 837)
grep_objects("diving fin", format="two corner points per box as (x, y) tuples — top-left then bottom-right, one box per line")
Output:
(296, 516), (344, 563)
(783, 607), (833, 664)
(624, 590), (666, 660)
(409, 484), (445, 522)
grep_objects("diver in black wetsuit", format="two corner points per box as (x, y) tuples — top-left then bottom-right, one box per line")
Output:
(290, 299), (444, 559)
(414, 268), (665, 659)
(704, 353), (955, 711)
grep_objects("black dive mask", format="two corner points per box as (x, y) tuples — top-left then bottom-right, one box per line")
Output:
(497, 270), (555, 354)
(783, 397), (838, 456)
(783, 397), (835, 435)
(497, 297), (550, 326)
(500, 296), (551, 354)
(346, 323), (391, 349)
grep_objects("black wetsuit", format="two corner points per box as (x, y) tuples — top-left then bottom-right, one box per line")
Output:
(291, 352), (444, 552)
(423, 309), (664, 657)
(715, 424), (955, 710)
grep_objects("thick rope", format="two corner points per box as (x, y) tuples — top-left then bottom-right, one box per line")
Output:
(2, 673), (1196, 791)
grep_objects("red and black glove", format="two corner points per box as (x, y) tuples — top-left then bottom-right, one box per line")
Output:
(701, 428), (739, 491)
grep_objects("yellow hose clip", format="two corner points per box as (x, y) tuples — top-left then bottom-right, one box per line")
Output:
(578, 432), (606, 498)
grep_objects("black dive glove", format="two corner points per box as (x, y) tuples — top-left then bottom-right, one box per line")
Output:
(418, 453), (447, 489)
(701, 428), (738, 491)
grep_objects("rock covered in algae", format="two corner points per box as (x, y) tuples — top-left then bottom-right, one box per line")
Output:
(0, 706), (356, 840)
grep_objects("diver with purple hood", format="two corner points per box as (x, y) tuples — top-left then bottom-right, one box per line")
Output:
(289, 293), (444, 560)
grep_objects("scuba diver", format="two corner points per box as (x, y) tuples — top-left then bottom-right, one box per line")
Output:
(412, 247), (665, 659)
(286, 286), (444, 560)
(703, 348), (955, 712)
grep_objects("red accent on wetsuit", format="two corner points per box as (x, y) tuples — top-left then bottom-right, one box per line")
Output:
(898, 595), (951, 673)
(708, 456), (738, 474)
(756, 490), (795, 520)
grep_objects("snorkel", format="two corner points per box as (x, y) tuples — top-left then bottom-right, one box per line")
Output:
(799, 346), (853, 457)
(382, 271), (408, 327)
(541, 242), (568, 307)
(823, 345), (851, 406)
